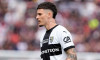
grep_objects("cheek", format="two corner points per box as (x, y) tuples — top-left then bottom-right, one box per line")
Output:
(43, 15), (48, 20)
(40, 17), (45, 24)
(41, 14), (48, 23)
(41, 16), (46, 21)
(40, 15), (45, 20)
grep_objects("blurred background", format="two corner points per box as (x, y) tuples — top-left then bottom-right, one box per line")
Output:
(0, 0), (100, 60)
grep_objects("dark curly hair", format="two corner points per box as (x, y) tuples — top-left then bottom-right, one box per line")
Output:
(37, 2), (57, 19)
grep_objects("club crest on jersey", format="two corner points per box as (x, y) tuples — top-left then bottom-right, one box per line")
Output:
(63, 36), (71, 43)
(50, 36), (54, 43)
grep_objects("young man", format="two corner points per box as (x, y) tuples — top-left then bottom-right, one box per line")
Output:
(36, 2), (77, 60)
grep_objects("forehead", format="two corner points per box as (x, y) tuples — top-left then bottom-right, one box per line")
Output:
(37, 9), (45, 13)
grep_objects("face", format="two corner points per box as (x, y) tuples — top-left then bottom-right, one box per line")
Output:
(36, 9), (49, 27)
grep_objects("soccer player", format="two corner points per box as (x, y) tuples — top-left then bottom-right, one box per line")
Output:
(36, 2), (77, 60)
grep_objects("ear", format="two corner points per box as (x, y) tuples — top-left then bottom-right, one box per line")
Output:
(48, 11), (53, 18)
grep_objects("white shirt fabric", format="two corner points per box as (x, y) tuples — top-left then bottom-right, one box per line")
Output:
(40, 25), (75, 60)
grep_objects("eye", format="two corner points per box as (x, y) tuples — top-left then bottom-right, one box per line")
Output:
(38, 13), (42, 16)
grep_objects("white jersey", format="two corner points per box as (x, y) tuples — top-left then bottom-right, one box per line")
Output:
(40, 25), (75, 60)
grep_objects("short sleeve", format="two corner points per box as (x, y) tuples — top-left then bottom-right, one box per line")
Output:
(58, 30), (75, 52)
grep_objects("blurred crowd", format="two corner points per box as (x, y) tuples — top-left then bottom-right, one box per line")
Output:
(0, 0), (100, 52)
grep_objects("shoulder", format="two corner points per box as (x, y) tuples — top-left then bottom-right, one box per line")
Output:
(55, 25), (72, 39)
(55, 25), (70, 33)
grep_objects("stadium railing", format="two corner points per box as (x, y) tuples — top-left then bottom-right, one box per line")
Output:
(0, 50), (100, 60)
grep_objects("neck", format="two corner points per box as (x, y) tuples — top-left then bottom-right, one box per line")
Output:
(45, 19), (57, 30)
